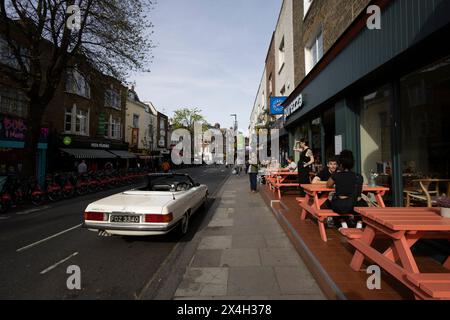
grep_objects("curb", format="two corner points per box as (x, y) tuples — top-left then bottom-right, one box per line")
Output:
(137, 172), (232, 300)
(260, 190), (347, 300)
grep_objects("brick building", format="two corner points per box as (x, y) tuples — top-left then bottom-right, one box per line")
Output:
(283, 0), (450, 206)
(0, 20), (131, 182)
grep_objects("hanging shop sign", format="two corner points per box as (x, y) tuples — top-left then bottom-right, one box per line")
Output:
(63, 136), (72, 146)
(270, 96), (287, 115)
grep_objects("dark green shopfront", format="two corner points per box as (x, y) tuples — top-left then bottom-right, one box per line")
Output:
(282, 0), (450, 206)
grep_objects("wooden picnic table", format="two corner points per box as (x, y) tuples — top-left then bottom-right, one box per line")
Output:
(300, 184), (389, 211)
(347, 207), (450, 300)
(296, 184), (389, 242)
(270, 172), (299, 199)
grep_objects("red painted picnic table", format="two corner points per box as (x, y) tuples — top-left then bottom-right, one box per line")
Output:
(348, 207), (450, 300)
(269, 172), (300, 199)
(300, 184), (389, 212)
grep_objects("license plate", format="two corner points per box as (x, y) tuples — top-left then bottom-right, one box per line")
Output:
(110, 215), (140, 223)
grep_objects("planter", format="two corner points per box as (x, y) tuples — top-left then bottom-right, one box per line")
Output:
(441, 207), (450, 218)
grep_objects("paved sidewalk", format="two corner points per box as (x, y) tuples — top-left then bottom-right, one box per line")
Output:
(173, 175), (326, 300)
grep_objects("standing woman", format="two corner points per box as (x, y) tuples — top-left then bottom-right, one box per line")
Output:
(294, 139), (315, 196)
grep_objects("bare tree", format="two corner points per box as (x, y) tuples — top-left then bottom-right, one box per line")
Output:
(0, 0), (155, 175)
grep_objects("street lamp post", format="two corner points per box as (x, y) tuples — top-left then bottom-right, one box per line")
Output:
(230, 114), (237, 132)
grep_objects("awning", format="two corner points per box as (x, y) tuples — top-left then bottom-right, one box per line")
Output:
(61, 148), (115, 159)
(108, 150), (137, 159)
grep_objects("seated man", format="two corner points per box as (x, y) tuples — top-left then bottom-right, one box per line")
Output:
(312, 157), (338, 184)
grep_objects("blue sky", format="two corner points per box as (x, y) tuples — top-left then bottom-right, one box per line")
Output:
(131, 0), (282, 131)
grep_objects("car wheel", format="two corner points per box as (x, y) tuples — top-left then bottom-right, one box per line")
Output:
(179, 212), (190, 235)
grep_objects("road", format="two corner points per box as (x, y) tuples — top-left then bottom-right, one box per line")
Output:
(0, 166), (230, 299)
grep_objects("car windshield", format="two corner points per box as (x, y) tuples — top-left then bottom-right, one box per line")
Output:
(140, 175), (195, 192)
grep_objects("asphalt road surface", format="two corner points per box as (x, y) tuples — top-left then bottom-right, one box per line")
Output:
(0, 165), (230, 299)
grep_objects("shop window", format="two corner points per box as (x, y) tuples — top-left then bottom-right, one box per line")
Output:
(400, 56), (450, 191)
(311, 117), (322, 171)
(360, 85), (392, 198)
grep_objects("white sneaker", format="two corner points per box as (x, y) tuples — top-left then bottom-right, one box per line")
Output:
(356, 221), (363, 229)
(340, 222), (348, 229)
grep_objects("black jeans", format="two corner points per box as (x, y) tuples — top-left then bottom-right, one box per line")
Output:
(297, 164), (310, 196)
(249, 173), (258, 191)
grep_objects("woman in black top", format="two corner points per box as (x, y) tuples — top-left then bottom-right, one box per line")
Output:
(327, 150), (364, 229)
(294, 139), (314, 196)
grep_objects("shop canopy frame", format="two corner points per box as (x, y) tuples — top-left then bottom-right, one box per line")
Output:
(60, 148), (116, 159)
(108, 150), (137, 159)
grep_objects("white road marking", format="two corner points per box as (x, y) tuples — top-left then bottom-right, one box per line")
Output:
(0, 215), (11, 220)
(16, 224), (82, 253)
(16, 206), (51, 215)
(40, 252), (79, 275)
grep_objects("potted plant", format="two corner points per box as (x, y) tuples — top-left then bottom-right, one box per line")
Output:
(436, 197), (450, 218)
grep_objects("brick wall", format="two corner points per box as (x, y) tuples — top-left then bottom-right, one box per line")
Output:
(303, 0), (371, 57)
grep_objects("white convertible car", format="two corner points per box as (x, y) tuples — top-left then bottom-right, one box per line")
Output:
(83, 173), (208, 236)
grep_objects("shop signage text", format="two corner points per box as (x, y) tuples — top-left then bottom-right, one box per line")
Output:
(0, 116), (27, 140)
(91, 142), (110, 149)
(284, 94), (304, 119)
(0, 115), (49, 143)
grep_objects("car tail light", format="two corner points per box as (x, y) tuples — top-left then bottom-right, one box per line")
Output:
(144, 213), (173, 223)
(84, 212), (107, 221)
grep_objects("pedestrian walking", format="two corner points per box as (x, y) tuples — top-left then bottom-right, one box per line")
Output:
(77, 160), (88, 175)
(248, 163), (259, 193)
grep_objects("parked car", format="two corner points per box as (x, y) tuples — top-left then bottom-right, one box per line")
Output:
(83, 173), (208, 237)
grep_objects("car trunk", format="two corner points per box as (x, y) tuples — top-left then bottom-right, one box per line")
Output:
(88, 191), (174, 214)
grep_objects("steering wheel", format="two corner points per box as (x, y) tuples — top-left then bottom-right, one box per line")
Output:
(176, 182), (190, 192)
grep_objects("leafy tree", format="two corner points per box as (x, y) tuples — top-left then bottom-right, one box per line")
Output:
(171, 107), (209, 132)
(0, 0), (155, 176)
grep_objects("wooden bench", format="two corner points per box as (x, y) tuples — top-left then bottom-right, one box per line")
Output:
(339, 228), (364, 240)
(406, 274), (450, 299)
(296, 198), (352, 242)
(273, 182), (300, 198)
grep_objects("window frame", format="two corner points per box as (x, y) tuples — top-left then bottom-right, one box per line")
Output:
(305, 29), (323, 74)
(63, 104), (89, 136)
(303, 0), (314, 19)
(104, 88), (122, 110)
(66, 68), (91, 99)
(278, 37), (285, 74)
